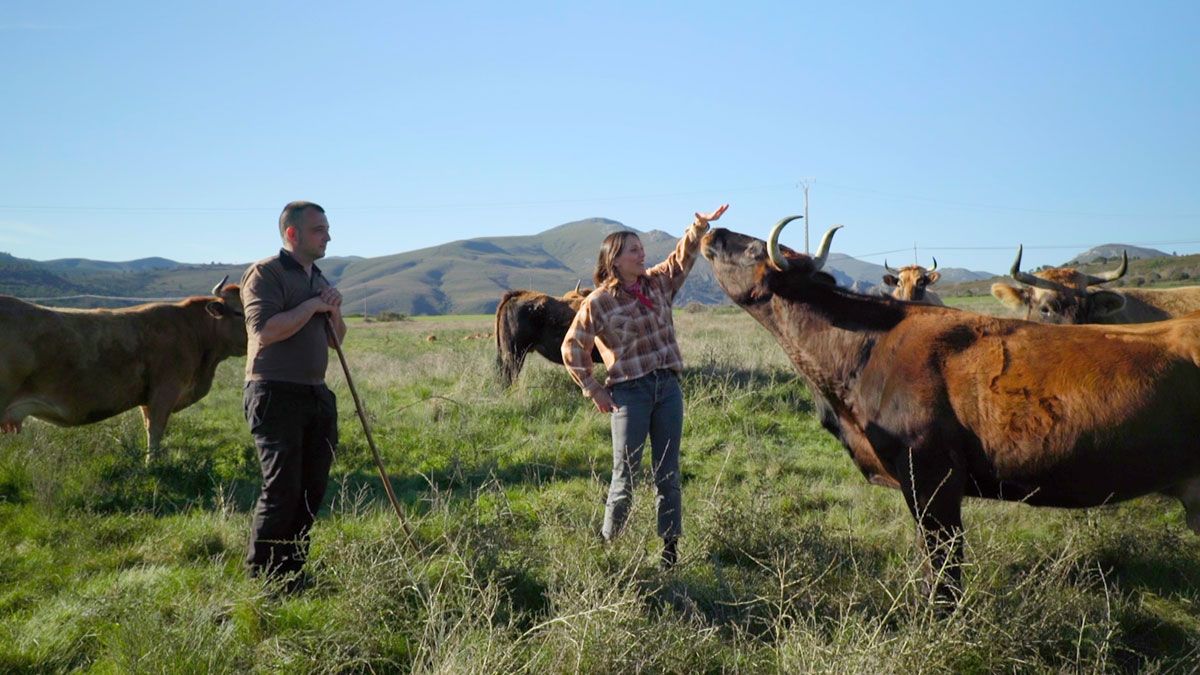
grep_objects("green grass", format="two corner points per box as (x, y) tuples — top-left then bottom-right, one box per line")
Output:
(2, 310), (1199, 672)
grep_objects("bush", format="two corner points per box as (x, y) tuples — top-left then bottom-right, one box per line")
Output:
(367, 311), (409, 323)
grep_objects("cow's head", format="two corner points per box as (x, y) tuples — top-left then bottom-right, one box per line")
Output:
(700, 216), (838, 307)
(882, 259), (940, 302)
(205, 275), (249, 354)
(990, 247), (1127, 323)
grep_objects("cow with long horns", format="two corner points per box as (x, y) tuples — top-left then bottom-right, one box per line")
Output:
(0, 277), (248, 460)
(882, 259), (943, 305)
(494, 282), (598, 386)
(992, 246), (1200, 323)
(701, 219), (1200, 603)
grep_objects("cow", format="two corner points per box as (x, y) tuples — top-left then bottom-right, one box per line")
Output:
(990, 247), (1200, 324)
(701, 218), (1200, 604)
(494, 282), (597, 386)
(0, 277), (248, 460)
(882, 259), (943, 305)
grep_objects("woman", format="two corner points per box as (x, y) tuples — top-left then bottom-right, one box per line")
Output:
(561, 204), (728, 568)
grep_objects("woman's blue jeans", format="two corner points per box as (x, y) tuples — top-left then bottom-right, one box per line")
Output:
(603, 369), (684, 541)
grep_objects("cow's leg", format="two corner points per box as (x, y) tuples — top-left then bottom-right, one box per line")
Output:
(2, 396), (27, 434)
(1164, 478), (1200, 534)
(895, 448), (967, 608)
(141, 386), (180, 462)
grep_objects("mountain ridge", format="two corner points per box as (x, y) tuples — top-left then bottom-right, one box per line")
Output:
(2, 226), (1172, 313)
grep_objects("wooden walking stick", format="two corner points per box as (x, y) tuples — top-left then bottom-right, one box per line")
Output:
(326, 318), (416, 546)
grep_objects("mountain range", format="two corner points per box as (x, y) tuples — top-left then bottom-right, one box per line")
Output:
(0, 220), (1165, 314)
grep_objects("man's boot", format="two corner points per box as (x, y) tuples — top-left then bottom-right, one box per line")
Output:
(661, 537), (679, 570)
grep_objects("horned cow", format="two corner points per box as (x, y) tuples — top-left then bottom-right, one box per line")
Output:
(882, 259), (943, 305)
(0, 278), (247, 460)
(702, 219), (1200, 604)
(991, 246), (1200, 324)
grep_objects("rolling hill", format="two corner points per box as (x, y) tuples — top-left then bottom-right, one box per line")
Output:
(12, 221), (1181, 314)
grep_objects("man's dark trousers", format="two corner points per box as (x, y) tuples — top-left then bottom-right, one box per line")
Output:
(243, 380), (337, 578)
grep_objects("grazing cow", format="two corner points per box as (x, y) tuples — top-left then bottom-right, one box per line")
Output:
(494, 282), (598, 386)
(990, 247), (1200, 324)
(0, 278), (248, 459)
(701, 219), (1200, 603)
(882, 259), (943, 305)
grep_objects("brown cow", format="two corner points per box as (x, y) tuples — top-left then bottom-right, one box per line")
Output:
(990, 247), (1200, 324)
(701, 219), (1200, 603)
(882, 259), (943, 305)
(0, 278), (247, 460)
(494, 282), (597, 386)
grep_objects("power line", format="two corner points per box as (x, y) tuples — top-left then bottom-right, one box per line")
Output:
(0, 182), (799, 214)
(820, 181), (1200, 219)
(3, 178), (1198, 219)
(850, 240), (1200, 261)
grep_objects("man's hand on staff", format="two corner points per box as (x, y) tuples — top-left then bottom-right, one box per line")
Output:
(319, 286), (342, 309)
(317, 286), (347, 347)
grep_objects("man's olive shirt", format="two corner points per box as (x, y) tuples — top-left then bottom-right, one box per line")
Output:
(240, 249), (332, 385)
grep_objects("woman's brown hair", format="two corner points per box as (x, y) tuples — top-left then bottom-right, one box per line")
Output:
(593, 231), (641, 287)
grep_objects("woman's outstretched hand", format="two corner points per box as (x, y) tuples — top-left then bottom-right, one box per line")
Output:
(693, 204), (729, 230)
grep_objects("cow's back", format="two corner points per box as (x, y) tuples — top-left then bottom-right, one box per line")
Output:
(6, 300), (146, 423)
(936, 316), (1200, 503)
(1115, 286), (1200, 323)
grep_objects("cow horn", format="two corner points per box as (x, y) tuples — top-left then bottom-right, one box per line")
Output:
(929, 257), (938, 272)
(767, 215), (802, 271)
(883, 259), (896, 273)
(1084, 250), (1127, 285)
(212, 275), (229, 296)
(812, 225), (843, 272)
(574, 280), (582, 293)
(1008, 245), (1060, 290)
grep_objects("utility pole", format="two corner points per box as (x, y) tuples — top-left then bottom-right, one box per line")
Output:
(798, 178), (815, 253)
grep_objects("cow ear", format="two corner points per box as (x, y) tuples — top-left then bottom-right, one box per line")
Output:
(991, 283), (1029, 309)
(882, 274), (899, 287)
(926, 271), (941, 284)
(206, 301), (229, 318)
(1089, 290), (1126, 317)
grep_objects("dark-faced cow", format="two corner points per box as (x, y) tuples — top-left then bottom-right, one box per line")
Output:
(494, 283), (598, 386)
(882, 259), (943, 305)
(991, 247), (1200, 324)
(701, 219), (1200, 603)
(0, 278), (248, 460)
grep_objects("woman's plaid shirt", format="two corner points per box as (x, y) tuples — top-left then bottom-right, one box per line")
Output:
(561, 222), (707, 398)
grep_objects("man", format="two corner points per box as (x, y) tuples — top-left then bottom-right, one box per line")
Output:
(240, 200), (348, 592)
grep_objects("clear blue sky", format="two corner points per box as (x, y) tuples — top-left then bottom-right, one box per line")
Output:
(3, 1), (1198, 274)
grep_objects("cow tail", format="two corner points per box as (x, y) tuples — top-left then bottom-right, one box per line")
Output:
(495, 292), (523, 387)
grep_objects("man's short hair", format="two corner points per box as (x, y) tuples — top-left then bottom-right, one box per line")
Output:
(278, 201), (326, 241)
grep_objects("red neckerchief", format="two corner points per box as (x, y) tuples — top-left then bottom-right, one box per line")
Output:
(623, 279), (654, 310)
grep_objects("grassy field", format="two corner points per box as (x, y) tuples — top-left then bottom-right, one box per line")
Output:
(2, 308), (1200, 672)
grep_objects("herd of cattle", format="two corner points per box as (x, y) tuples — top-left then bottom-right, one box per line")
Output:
(699, 220), (1200, 601)
(3, 228), (1200, 601)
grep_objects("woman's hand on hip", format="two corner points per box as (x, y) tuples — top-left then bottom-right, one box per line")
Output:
(590, 388), (618, 413)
